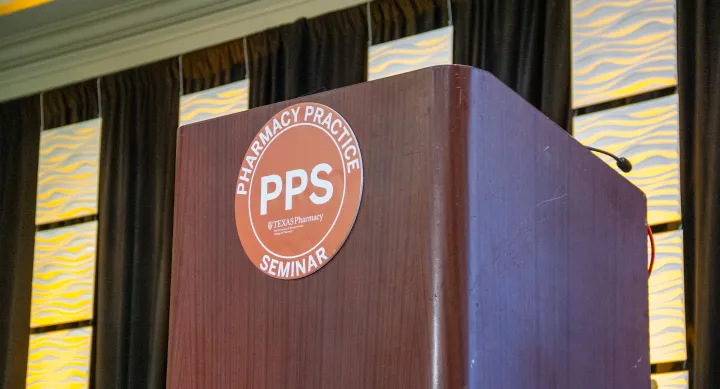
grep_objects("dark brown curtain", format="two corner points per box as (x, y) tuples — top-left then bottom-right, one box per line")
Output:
(452, 0), (570, 128)
(370, 0), (569, 128)
(369, 0), (450, 45)
(182, 40), (247, 94)
(0, 96), (40, 389)
(182, 5), (368, 105)
(678, 0), (720, 387)
(94, 59), (179, 389)
(248, 4), (368, 107)
(244, 0), (570, 129)
(43, 80), (100, 129)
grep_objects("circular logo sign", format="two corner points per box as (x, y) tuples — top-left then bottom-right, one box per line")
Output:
(234, 102), (363, 280)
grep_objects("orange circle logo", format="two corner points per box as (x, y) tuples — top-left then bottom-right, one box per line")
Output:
(234, 102), (363, 279)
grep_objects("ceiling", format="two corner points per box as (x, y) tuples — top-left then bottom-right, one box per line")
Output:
(1, 0), (110, 23)
(0, 0), (368, 102)
(0, 0), (55, 16)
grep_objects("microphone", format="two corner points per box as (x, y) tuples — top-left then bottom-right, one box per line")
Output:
(585, 146), (652, 278)
(586, 146), (632, 173)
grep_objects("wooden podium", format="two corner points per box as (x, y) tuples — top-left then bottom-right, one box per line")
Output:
(167, 65), (650, 389)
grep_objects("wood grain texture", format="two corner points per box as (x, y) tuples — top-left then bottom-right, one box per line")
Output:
(168, 65), (649, 389)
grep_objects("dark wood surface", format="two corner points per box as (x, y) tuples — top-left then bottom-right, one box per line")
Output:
(167, 65), (649, 389)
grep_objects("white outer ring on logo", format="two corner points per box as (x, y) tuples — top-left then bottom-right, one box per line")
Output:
(247, 123), (347, 259)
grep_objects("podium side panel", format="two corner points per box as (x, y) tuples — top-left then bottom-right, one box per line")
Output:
(465, 68), (649, 389)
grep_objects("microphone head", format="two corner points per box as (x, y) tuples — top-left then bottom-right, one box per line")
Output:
(616, 157), (633, 173)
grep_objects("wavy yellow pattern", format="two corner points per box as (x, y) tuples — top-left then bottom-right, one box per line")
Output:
(26, 327), (91, 389)
(368, 40), (452, 62)
(36, 119), (101, 225)
(31, 221), (97, 328)
(574, 95), (680, 226)
(648, 230), (687, 364)
(368, 26), (453, 81)
(180, 80), (249, 126)
(651, 371), (689, 389)
(571, 0), (677, 107)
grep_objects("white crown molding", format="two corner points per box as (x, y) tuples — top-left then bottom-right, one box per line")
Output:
(1, 0), (163, 49)
(0, 0), (250, 70)
(0, 0), (368, 102)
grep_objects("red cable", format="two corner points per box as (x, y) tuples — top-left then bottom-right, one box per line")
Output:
(647, 225), (655, 277)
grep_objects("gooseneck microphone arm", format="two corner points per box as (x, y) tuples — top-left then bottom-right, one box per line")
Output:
(586, 146), (633, 173)
(584, 146), (650, 277)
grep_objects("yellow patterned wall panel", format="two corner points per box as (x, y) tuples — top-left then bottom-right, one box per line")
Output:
(651, 371), (689, 389)
(26, 327), (92, 389)
(573, 95), (680, 226)
(36, 119), (101, 225)
(571, 0), (677, 107)
(649, 230), (687, 364)
(368, 26), (453, 81)
(180, 79), (249, 126)
(30, 221), (97, 328)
